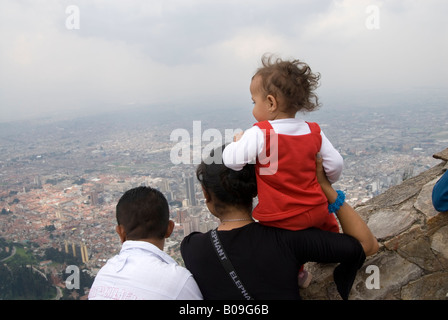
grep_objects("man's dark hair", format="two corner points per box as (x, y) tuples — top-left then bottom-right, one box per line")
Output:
(116, 186), (169, 240)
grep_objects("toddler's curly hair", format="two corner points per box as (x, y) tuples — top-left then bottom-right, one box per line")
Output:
(254, 54), (321, 113)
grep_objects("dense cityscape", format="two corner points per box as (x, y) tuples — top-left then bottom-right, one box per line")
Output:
(0, 98), (447, 299)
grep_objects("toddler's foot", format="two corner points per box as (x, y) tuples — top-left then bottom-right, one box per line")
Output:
(298, 270), (312, 288)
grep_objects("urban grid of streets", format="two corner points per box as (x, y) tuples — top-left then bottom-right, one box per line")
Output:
(0, 101), (447, 290)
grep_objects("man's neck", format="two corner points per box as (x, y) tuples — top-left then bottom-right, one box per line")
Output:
(124, 238), (165, 251)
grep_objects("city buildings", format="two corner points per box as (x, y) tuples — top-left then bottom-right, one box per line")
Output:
(0, 102), (446, 288)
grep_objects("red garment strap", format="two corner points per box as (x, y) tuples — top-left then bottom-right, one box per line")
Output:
(254, 121), (274, 160)
(306, 121), (321, 134)
(254, 120), (273, 131)
(255, 120), (320, 134)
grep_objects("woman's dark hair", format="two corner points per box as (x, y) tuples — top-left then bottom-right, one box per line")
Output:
(196, 145), (257, 214)
(116, 186), (169, 240)
(254, 53), (321, 113)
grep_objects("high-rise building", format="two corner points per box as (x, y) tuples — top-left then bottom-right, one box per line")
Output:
(176, 209), (187, 224)
(184, 175), (196, 206)
(160, 178), (170, 193)
(183, 216), (193, 236)
(34, 175), (42, 187)
(89, 191), (99, 206)
(80, 243), (89, 263)
(191, 215), (200, 232)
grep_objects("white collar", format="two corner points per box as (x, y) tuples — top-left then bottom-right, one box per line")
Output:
(120, 240), (176, 265)
(269, 118), (304, 124)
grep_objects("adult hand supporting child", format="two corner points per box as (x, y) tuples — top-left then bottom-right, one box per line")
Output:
(316, 153), (379, 256)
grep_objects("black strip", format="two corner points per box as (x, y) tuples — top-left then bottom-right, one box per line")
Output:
(210, 229), (253, 300)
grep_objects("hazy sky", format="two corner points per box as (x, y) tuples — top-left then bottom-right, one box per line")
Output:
(0, 0), (447, 122)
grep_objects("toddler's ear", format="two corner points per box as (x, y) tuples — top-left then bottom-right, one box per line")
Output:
(266, 94), (278, 112)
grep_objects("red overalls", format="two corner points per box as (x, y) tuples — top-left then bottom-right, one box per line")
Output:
(253, 120), (339, 233)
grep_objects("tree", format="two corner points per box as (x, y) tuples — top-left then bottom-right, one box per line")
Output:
(44, 225), (56, 232)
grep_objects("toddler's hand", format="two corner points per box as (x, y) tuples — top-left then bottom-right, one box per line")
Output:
(234, 131), (244, 142)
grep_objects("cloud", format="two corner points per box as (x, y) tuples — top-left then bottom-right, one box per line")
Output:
(0, 0), (446, 122)
(289, 0), (448, 93)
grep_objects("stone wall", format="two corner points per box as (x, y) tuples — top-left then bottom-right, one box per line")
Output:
(301, 148), (448, 300)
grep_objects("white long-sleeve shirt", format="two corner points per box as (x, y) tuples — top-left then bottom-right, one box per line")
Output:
(88, 240), (203, 300)
(222, 118), (343, 184)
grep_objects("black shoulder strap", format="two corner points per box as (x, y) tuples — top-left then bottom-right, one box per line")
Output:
(209, 229), (253, 300)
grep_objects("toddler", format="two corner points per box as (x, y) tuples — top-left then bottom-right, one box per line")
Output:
(222, 55), (344, 287)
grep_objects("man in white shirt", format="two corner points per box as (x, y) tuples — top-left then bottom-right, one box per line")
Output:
(88, 186), (203, 300)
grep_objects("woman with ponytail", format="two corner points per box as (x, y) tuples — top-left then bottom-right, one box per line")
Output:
(181, 146), (378, 300)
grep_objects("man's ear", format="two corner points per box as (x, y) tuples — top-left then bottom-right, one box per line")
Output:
(115, 225), (127, 243)
(165, 220), (175, 239)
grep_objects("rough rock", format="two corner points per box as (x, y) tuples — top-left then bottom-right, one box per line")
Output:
(301, 147), (448, 300)
(366, 209), (418, 240)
